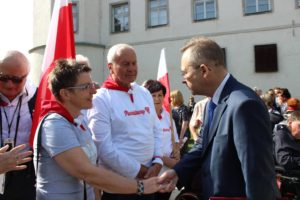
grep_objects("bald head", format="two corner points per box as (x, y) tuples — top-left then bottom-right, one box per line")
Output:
(0, 50), (29, 101)
(0, 50), (30, 74)
(107, 44), (135, 64)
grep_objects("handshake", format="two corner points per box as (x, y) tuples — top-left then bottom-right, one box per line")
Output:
(137, 169), (178, 194)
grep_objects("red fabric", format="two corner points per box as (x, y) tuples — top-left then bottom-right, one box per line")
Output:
(39, 100), (74, 124)
(102, 76), (134, 103)
(158, 73), (171, 113)
(157, 49), (171, 113)
(0, 98), (8, 107)
(158, 114), (162, 120)
(102, 76), (130, 92)
(29, 1), (75, 147)
(287, 106), (296, 111)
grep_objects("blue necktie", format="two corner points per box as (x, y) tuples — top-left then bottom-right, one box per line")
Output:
(207, 100), (217, 130)
(202, 100), (217, 148)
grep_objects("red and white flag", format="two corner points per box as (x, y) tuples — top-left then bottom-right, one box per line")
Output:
(157, 48), (171, 113)
(30, 0), (75, 146)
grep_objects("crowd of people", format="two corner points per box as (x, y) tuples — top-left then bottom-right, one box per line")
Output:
(0, 36), (299, 200)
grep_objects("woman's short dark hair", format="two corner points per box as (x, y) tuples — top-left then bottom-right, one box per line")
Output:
(49, 59), (91, 100)
(142, 79), (166, 96)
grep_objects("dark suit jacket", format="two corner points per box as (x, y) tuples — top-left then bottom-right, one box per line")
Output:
(174, 75), (279, 200)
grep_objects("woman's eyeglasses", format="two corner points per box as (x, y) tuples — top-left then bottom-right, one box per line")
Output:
(65, 82), (100, 91)
(0, 73), (27, 84)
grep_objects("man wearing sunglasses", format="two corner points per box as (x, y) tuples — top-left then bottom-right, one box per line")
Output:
(0, 51), (37, 200)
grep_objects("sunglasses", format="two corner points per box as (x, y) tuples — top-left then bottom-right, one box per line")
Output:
(65, 82), (100, 91)
(0, 73), (27, 84)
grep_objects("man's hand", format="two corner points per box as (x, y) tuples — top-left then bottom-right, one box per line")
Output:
(144, 163), (162, 178)
(157, 169), (178, 193)
(0, 144), (32, 174)
(142, 177), (166, 194)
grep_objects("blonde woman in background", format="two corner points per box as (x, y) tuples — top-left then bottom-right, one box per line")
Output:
(170, 90), (190, 156)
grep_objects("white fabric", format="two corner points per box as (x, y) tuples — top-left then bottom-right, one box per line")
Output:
(41, 0), (69, 74)
(157, 48), (167, 79)
(0, 80), (37, 150)
(212, 73), (230, 104)
(190, 97), (209, 128)
(87, 82), (163, 178)
(159, 108), (178, 157)
(157, 108), (178, 175)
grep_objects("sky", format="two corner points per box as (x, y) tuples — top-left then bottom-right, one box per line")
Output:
(0, 0), (33, 57)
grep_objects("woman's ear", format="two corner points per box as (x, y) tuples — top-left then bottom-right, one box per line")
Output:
(59, 88), (70, 101)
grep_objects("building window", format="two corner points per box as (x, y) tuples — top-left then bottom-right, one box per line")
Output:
(244, 0), (271, 15)
(193, 0), (216, 21)
(297, 0), (300, 7)
(72, 1), (79, 33)
(111, 3), (129, 33)
(254, 44), (278, 72)
(148, 0), (168, 27)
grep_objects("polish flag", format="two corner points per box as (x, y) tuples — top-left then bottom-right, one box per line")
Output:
(29, 0), (75, 146)
(157, 48), (171, 113)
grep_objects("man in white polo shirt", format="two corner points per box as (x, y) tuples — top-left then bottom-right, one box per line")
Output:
(87, 44), (163, 200)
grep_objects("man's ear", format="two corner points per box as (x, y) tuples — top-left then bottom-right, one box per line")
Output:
(107, 63), (113, 74)
(287, 120), (292, 129)
(200, 64), (211, 78)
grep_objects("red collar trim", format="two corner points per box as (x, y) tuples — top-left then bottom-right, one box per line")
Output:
(102, 76), (130, 92)
(40, 100), (74, 124)
(158, 114), (162, 120)
(102, 76), (134, 103)
(0, 98), (8, 107)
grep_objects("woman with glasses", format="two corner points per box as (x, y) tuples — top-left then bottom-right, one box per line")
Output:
(34, 59), (162, 200)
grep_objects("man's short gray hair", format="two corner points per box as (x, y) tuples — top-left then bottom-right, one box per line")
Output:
(107, 44), (135, 63)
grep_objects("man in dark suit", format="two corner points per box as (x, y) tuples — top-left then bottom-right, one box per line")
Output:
(159, 37), (280, 199)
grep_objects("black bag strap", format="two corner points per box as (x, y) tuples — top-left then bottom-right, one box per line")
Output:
(28, 88), (37, 119)
(36, 113), (52, 173)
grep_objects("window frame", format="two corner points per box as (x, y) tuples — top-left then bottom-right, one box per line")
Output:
(147, 0), (169, 28)
(297, 0), (300, 8)
(110, 2), (130, 33)
(193, 0), (217, 21)
(254, 44), (278, 73)
(243, 0), (272, 15)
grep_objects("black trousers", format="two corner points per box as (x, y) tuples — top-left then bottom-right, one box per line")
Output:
(102, 192), (155, 200)
(0, 160), (36, 200)
(154, 192), (172, 200)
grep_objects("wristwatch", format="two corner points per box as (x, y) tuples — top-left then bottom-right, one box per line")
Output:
(136, 180), (144, 195)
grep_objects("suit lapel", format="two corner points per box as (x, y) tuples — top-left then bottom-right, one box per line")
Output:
(207, 102), (227, 146)
(202, 75), (238, 157)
